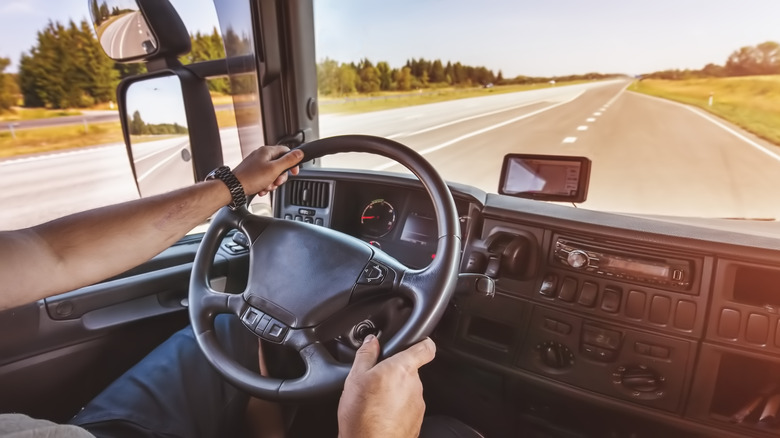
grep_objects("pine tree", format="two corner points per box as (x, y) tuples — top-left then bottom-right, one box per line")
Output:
(18, 19), (118, 108)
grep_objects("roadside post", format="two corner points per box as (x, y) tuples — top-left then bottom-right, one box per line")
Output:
(8, 123), (16, 139)
(708, 92), (714, 107)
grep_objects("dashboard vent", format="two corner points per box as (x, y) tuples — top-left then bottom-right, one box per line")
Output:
(289, 180), (330, 208)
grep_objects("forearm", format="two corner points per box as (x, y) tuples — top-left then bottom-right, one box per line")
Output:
(0, 180), (230, 309)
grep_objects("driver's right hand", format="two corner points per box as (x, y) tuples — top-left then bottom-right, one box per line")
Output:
(337, 335), (436, 438)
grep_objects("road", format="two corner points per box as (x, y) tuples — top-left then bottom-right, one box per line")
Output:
(3, 79), (780, 230)
(99, 11), (154, 60)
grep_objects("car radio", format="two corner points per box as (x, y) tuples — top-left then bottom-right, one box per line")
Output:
(553, 238), (693, 290)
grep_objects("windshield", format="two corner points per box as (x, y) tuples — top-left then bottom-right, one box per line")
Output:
(312, 0), (780, 220)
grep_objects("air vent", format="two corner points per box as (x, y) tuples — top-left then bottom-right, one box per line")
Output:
(288, 180), (330, 208)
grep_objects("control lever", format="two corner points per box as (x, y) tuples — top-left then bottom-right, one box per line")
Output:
(454, 273), (495, 298)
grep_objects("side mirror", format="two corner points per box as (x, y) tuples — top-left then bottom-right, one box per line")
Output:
(124, 75), (193, 197)
(88, 0), (157, 61)
(88, 0), (190, 63)
(118, 70), (223, 196)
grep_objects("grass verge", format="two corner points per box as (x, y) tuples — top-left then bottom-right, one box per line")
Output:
(629, 75), (780, 146)
(0, 107), (83, 122)
(319, 80), (596, 115)
(0, 109), (238, 159)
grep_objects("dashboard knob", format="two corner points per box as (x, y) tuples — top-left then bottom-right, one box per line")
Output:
(618, 365), (663, 393)
(566, 250), (590, 269)
(536, 341), (574, 370)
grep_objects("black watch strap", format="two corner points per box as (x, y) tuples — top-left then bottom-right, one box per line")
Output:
(206, 166), (247, 210)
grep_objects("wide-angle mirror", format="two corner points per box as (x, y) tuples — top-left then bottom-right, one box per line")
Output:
(88, 0), (157, 61)
(124, 74), (194, 197)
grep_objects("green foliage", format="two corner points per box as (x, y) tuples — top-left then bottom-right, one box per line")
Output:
(128, 110), (188, 136)
(19, 19), (118, 108)
(317, 57), (500, 96)
(0, 58), (19, 112)
(643, 41), (779, 80)
(181, 28), (230, 94)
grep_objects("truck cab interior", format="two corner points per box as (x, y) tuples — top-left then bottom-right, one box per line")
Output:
(2, 0), (780, 437)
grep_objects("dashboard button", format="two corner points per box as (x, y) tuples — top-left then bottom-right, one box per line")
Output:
(558, 277), (578, 302)
(601, 287), (622, 313)
(674, 300), (696, 330)
(358, 262), (386, 285)
(583, 325), (621, 350)
(626, 290), (646, 319)
(262, 318), (288, 343)
(556, 321), (572, 335)
(315, 218), (323, 226)
(746, 313), (769, 344)
(577, 282), (598, 307)
(241, 308), (263, 330)
(539, 274), (558, 297)
(650, 345), (670, 359)
(718, 308), (740, 339)
(485, 256), (501, 278)
(635, 342), (651, 355)
(649, 295), (671, 325)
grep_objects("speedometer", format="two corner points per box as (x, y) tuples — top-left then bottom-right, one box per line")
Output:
(360, 199), (396, 238)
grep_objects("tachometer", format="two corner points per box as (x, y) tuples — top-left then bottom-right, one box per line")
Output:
(360, 199), (396, 238)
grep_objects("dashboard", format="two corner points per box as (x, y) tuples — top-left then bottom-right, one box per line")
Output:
(276, 169), (780, 438)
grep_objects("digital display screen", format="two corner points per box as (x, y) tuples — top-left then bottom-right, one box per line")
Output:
(504, 159), (580, 196)
(603, 257), (669, 279)
(499, 154), (590, 202)
(400, 214), (435, 245)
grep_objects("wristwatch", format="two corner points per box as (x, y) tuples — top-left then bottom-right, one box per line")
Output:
(205, 166), (247, 210)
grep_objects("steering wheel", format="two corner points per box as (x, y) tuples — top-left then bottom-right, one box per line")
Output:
(189, 135), (460, 401)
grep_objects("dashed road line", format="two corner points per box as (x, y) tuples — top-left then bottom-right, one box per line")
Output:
(593, 112), (602, 116)
(586, 117), (596, 122)
(577, 125), (588, 131)
(371, 92), (585, 171)
(562, 137), (577, 144)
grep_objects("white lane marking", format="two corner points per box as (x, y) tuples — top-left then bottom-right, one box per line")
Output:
(371, 93), (585, 171)
(563, 137), (577, 144)
(603, 81), (630, 107)
(397, 100), (545, 138)
(594, 112), (602, 116)
(586, 117), (596, 122)
(630, 91), (780, 164)
(117, 14), (132, 59)
(135, 140), (189, 162)
(137, 148), (188, 182)
(577, 125), (588, 131)
(0, 144), (120, 166)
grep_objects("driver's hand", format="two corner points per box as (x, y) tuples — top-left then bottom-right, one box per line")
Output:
(233, 146), (303, 197)
(337, 335), (436, 438)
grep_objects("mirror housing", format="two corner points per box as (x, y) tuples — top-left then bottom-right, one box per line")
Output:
(89, 0), (190, 63)
(498, 154), (591, 203)
(118, 69), (223, 195)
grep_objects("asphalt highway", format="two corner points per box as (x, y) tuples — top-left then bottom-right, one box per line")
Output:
(3, 80), (780, 230)
(99, 11), (154, 61)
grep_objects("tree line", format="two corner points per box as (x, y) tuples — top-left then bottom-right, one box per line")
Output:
(0, 19), (230, 113)
(317, 57), (621, 96)
(129, 110), (188, 136)
(642, 41), (780, 80)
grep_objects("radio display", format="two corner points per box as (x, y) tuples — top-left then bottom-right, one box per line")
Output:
(603, 256), (669, 279)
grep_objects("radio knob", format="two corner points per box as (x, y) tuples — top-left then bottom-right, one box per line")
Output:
(567, 250), (590, 269)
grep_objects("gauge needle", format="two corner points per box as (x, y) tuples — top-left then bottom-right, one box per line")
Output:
(362, 216), (376, 220)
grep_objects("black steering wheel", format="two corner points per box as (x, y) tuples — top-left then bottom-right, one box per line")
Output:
(189, 135), (460, 401)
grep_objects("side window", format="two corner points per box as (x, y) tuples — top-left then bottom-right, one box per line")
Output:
(0, 0), (266, 232)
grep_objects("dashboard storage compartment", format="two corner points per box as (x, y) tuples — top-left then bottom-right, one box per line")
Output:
(689, 344), (780, 436)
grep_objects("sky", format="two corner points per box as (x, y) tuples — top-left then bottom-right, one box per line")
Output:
(125, 75), (188, 126)
(1, 0), (779, 77)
